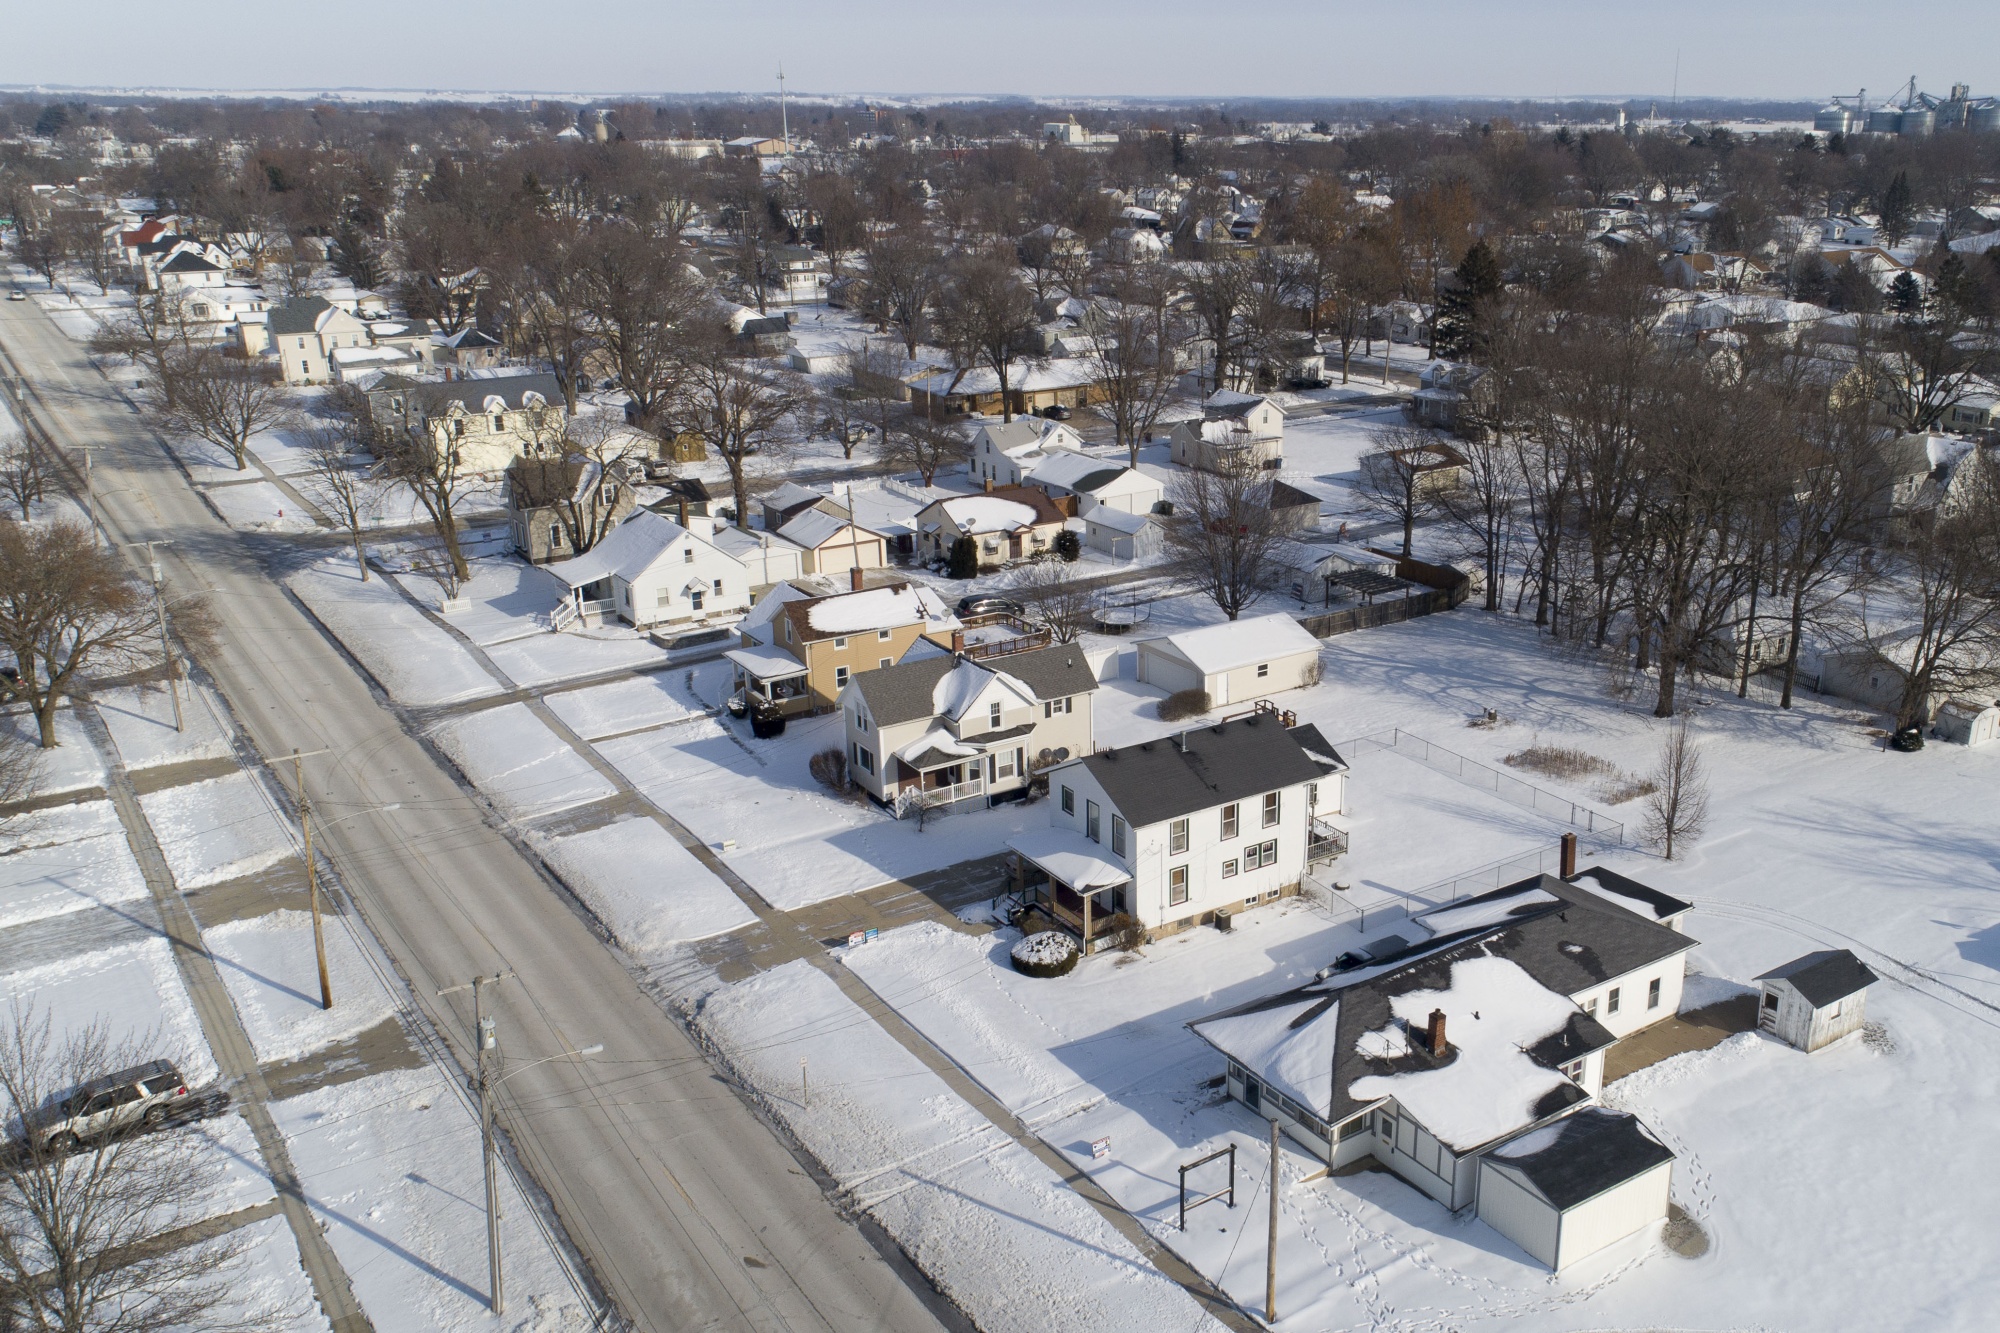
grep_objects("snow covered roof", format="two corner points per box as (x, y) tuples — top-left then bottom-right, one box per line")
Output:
(1191, 996), (1341, 1120)
(914, 360), (1104, 396)
(1412, 885), (1559, 938)
(725, 643), (810, 681)
(778, 508), (873, 551)
(1084, 506), (1155, 535)
(1008, 828), (1132, 892)
(1028, 451), (1154, 499)
(797, 583), (956, 638)
(1144, 613), (1321, 676)
(932, 495), (1043, 535)
(1566, 868), (1691, 924)
(1348, 955), (1586, 1151)
(896, 726), (980, 769)
(543, 511), (696, 589)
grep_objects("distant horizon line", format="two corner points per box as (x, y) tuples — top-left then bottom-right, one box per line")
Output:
(0, 82), (1822, 110)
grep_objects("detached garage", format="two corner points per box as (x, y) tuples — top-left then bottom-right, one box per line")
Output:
(1133, 613), (1321, 707)
(1476, 1108), (1674, 1272)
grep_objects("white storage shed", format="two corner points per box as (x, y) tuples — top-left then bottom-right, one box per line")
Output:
(1476, 1108), (1675, 1272)
(1755, 950), (1877, 1052)
(1933, 697), (2000, 747)
(1083, 505), (1160, 560)
(1133, 614), (1322, 706)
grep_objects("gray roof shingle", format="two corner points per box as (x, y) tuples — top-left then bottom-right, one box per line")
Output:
(267, 295), (334, 335)
(1081, 713), (1328, 829)
(852, 644), (1097, 727)
(1756, 949), (1876, 1008)
(1483, 1107), (1674, 1209)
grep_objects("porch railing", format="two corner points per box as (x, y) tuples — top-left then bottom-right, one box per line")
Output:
(1307, 817), (1349, 866)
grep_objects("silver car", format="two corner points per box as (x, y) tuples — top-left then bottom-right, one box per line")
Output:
(27, 1060), (190, 1153)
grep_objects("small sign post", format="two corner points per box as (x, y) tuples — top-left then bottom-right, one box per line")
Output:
(1090, 1136), (1111, 1160)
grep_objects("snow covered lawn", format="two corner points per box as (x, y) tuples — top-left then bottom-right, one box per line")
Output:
(482, 629), (671, 690)
(1, 706), (107, 794)
(593, 708), (1030, 909)
(162, 433), (260, 487)
(0, 800), (148, 929)
(698, 960), (1224, 1333)
(206, 1214), (333, 1332)
(202, 909), (402, 1064)
(95, 682), (233, 770)
(535, 818), (756, 952)
(287, 557), (500, 708)
(428, 703), (616, 821)
(139, 771), (296, 890)
(0, 937), (218, 1087)
(273, 1066), (592, 1332)
(201, 479), (321, 533)
(543, 672), (704, 741)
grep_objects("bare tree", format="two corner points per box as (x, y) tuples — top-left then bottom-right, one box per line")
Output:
(88, 289), (199, 410)
(1182, 254), (1254, 393)
(861, 229), (943, 359)
(1356, 424), (1449, 558)
(664, 323), (807, 528)
(0, 521), (161, 748)
(150, 349), (293, 472)
(296, 420), (373, 581)
(515, 409), (649, 555)
(1162, 458), (1288, 621)
(879, 412), (967, 487)
(495, 217), (597, 414)
(1085, 272), (1187, 466)
(0, 432), (48, 522)
(1642, 715), (1709, 860)
(0, 1006), (257, 1333)
(1009, 557), (1097, 644)
(842, 340), (913, 453)
(381, 388), (479, 584)
(1867, 453), (2000, 730)
(581, 224), (702, 432)
(933, 253), (1039, 424)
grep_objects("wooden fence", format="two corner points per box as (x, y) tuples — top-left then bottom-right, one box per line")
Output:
(1297, 555), (1471, 639)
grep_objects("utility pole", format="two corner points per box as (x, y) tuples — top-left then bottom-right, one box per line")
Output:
(1266, 1118), (1280, 1325)
(295, 750), (331, 1010)
(778, 65), (790, 153)
(441, 972), (515, 1316)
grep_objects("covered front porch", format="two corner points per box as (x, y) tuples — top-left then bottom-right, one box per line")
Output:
(725, 643), (813, 716)
(1007, 828), (1133, 955)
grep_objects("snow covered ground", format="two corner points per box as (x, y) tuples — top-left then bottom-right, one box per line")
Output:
(199, 1214), (333, 1333)
(287, 557), (501, 708)
(202, 909), (403, 1064)
(0, 799), (148, 929)
(543, 672), (704, 741)
(273, 1066), (594, 1331)
(138, 770), (296, 890)
(697, 960), (1225, 1333)
(0, 936), (218, 1087)
(95, 682), (234, 769)
(202, 479), (321, 533)
(535, 817), (756, 952)
(594, 707), (1029, 909)
(428, 703), (616, 821)
(394, 556), (672, 688)
(1, 706), (108, 794)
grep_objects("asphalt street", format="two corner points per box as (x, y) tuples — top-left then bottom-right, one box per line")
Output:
(0, 293), (954, 1333)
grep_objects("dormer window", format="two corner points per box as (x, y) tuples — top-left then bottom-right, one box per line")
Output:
(492, 415), (505, 433)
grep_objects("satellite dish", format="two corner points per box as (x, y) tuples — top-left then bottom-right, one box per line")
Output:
(1054, 747), (1071, 761)
(1038, 749), (1054, 764)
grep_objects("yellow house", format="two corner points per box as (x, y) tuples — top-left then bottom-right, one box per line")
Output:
(727, 577), (961, 716)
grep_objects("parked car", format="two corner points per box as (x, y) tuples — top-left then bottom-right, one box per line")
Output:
(6, 291), (25, 301)
(1040, 404), (1072, 420)
(955, 594), (1025, 618)
(24, 1060), (191, 1153)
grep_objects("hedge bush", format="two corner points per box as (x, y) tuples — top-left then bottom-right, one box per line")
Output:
(1158, 689), (1212, 722)
(1010, 930), (1080, 978)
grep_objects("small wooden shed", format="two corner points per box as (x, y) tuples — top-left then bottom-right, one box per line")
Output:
(1934, 698), (2000, 747)
(1755, 950), (1877, 1052)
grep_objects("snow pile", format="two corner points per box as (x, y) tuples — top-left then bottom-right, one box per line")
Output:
(139, 772), (295, 890)
(287, 557), (500, 708)
(698, 961), (1223, 1333)
(1348, 954), (1580, 1151)
(536, 818), (755, 952)
(1012, 931), (1078, 968)
(896, 726), (978, 765)
(202, 910), (401, 1064)
(0, 800), (148, 929)
(428, 703), (616, 820)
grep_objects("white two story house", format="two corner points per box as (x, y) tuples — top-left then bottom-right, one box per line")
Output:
(841, 645), (1098, 812)
(1010, 713), (1349, 949)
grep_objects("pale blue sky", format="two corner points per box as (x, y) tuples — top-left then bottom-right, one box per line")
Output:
(3, 1), (1993, 103)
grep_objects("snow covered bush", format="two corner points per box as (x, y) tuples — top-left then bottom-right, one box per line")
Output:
(1010, 930), (1079, 978)
(808, 747), (850, 794)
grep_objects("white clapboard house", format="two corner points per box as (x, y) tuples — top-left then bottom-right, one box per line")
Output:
(1009, 713), (1349, 950)
(1188, 870), (1695, 1271)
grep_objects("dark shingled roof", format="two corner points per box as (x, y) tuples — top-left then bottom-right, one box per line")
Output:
(411, 372), (563, 417)
(852, 644), (1098, 727)
(1069, 467), (1127, 494)
(1568, 867), (1691, 922)
(159, 251), (221, 273)
(267, 295), (335, 336)
(1265, 479), (1321, 511)
(1482, 1107), (1674, 1210)
(1756, 949), (1877, 1009)
(1285, 723), (1348, 772)
(1082, 713), (1328, 829)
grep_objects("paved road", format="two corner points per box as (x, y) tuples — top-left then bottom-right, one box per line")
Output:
(0, 299), (954, 1332)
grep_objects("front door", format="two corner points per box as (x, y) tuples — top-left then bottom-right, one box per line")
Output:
(1243, 1076), (1262, 1112)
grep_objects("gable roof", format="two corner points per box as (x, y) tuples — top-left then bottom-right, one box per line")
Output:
(779, 508), (876, 551)
(412, 372), (563, 416)
(851, 642), (1098, 726)
(920, 487), (1067, 533)
(1264, 479), (1322, 511)
(159, 250), (222, 273)
(1145, 612), (1321, 676)
(542, 511), (696, 588)
(267, 295), (337, 335)
(1078, 712), (1330, 828)
(1482, 1107), (1674, 1210)
(1756, 949), (1876, 1008)
(783, 582), (956, 643)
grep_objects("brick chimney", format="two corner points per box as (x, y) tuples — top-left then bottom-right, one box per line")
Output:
(1427, 1009), (1447, 1058)
(677, 498), (689, 527)
(951, 628), (966, 655)
(850, 564), (865, 592)
(1559, 831), (1577, 879)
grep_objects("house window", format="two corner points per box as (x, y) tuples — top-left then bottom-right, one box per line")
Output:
(1607, 987), (1621, 1015)
(1256, 663), (1269, 678)
(1244, 895), (1258, 909)
(834, 637), (848, 649)
(1648, 978), (1662, 1010)
(853, 708), (869, 732)
(297, 337), (306, 349)
(690, 591), (704, 612)
(853, 744), (874, 773)
(1263, 792), (1281, 827)
(601, 484), (617, 505)
(1111, 816), (1126, 856)
(989, 702), (1003, 729)
(655, 588), (674, 607)
(492, 415), (505, 433)
(1243, 839), (1278, 870)
(1220, 804), (1238, 839)
(1221, 859), (1238, 878)
(1763, 992), (1779, 1012)
(547, 525), (566, 550)
(1562, 1059), (1584, 1080)
(783, 620), (793, 643)
(997, 749), (1016, 778)
(877, 628), (892, 640)
(1061, 786), (1074, 815)
(1085, 800), (1100, 842)
(1168, 865), (1189, 906)
(684, 547), (695, 563)
(1169, 818), (1189, 854)
(834, 665), (849, 688)
(1585, 997), (1599, 1016)
(879, 657), (891, 669)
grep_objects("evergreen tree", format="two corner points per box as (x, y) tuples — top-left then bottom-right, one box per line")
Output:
(1878, 171), (1914, 247)
(1432, 239), (1503, 362)
(1888, 270), (1924, 316)
(947, 535), (979, 580)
